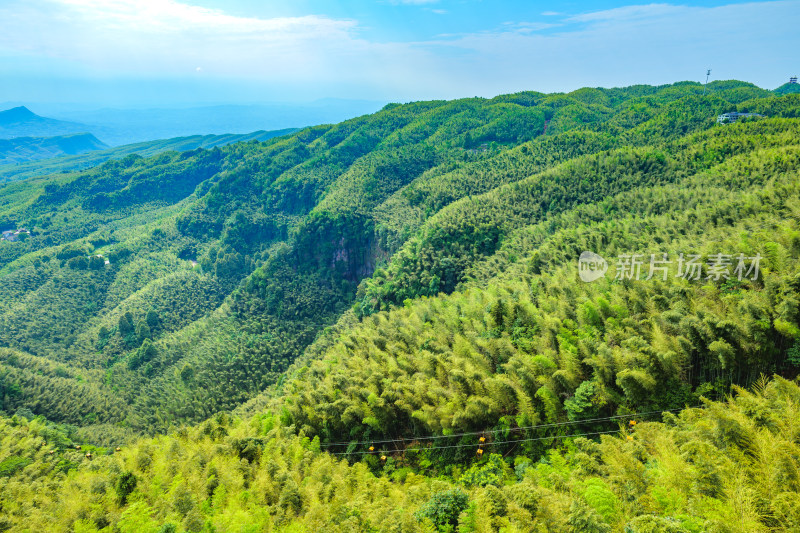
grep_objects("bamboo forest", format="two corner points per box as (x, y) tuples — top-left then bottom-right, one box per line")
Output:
(2, 80), (800, 532)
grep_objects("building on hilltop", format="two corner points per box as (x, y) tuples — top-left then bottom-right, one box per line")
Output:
(717, 112), (765, 124)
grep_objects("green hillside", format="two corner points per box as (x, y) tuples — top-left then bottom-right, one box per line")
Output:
(0, 129), (299, 182)
(1, 81), (800, 532)
(0, 133), (108, 166)
(774, 82), (800, 96)
(3, 376), (799, 531)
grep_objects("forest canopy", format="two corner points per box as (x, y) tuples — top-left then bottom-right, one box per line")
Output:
(1, 81), (800, 532)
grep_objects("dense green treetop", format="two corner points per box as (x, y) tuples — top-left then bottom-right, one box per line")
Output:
(1, 80), (800, 531)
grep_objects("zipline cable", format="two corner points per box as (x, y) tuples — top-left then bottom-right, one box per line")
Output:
(322, 405), (698, 448)
(331, 428), (625, 456)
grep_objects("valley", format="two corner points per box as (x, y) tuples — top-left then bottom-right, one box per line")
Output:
(1, 81), (799, 532)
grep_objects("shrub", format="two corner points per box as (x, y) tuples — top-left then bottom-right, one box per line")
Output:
(415, 488), (470, 531)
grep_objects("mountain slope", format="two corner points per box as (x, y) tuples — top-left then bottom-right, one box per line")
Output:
(285, 124), (800, 446)
(40, 100), (384, 146)
(774, 82), (800, 95)
(2, 375), (798, 531)
(0, 128), (298, 182)
(0, 80), (800, 532)
(0, 133), (108, 165)
(0, 82), (796, 442)
(0, 106), (91, 139)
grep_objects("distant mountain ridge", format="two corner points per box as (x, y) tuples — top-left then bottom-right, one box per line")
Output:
(0, 106), (37, 123)
(0, 128), (298, 181)
(0, 106), (92, 139)
(0, 100), (384, 147)
(29, 100), (385, 145)
(0, 133), (107, 165)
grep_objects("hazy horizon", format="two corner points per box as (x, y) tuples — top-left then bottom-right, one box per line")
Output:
(1, 0), (798, 108)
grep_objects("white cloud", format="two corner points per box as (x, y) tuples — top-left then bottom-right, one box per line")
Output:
(411, 1), (800, 96)
(567, 3), (679, 22)
(0, 0), (798, 101)
(387, 0), (440, 4)
(504, 21), (560, 34)
(0, 0), (400, 82)
(52, 0), (352, 35)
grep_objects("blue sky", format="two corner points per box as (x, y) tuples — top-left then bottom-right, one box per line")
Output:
(1, 0), (798, 107)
